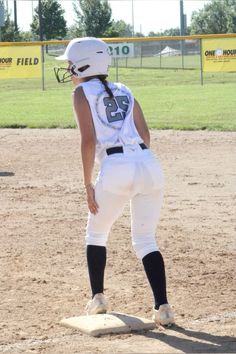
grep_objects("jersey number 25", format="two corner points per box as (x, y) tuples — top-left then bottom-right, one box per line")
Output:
(103, 96), (129, 123)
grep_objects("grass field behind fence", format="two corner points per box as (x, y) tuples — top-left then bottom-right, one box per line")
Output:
(117, 54), (201, 69)
(0, 54), (236, 130)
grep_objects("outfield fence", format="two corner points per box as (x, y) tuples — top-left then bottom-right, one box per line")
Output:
(47, 37), (201, 70)
(0, 33), (236, 91)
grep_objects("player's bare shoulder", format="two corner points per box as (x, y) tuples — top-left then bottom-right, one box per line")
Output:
(72, 85), (84, 101)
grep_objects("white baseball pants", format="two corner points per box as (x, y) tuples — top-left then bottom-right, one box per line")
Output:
(86, 146), (164, 259)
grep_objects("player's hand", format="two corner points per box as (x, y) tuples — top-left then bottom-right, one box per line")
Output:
(85, 184), (99, 215)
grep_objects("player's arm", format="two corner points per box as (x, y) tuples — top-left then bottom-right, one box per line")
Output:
(73, 86), (98, 214)
(133, 98), (150, 148)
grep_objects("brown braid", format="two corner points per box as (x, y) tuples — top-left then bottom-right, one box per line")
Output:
(97, 75), (114, 98)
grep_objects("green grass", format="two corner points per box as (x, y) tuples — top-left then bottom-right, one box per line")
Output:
(133, 83), (236, 130)
(0, 54), (235, 130)
(117, 54), (201, 69)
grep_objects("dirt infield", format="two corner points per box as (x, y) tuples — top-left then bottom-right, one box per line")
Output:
(0, 129), (235, 354)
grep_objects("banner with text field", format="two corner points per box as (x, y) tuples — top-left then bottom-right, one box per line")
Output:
(0, 46), (41, 79)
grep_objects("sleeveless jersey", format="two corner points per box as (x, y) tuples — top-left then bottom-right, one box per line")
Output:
(77, 78), (143, 162)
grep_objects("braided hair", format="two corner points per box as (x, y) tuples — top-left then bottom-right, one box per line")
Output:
(83, 75), (114, 98)
(97, 75), (114, 98)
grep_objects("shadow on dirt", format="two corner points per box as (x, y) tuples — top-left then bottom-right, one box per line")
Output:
(0, 172), (15, 177)
(141, 325), (236, 353)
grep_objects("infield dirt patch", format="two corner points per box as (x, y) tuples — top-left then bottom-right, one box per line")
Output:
(0, 129), (235, 353)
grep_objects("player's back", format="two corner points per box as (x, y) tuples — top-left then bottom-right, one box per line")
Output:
(78, 78), (143, 162)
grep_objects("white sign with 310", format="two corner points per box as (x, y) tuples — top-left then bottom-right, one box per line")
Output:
(108, 43), (134, 58)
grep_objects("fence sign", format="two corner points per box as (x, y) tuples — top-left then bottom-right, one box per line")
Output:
(108, 43), (134, 58)
(202, 38), (236, 72)
(0, 46), (41, 79)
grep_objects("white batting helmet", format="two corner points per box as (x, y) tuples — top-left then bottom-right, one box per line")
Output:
(54, 37), (112, 82)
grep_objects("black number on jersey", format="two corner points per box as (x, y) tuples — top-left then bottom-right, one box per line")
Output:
(103, 95), (129, 123)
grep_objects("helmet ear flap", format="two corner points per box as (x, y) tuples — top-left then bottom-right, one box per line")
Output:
(70, 64), (91, 78)
(71, 64), (78, 77)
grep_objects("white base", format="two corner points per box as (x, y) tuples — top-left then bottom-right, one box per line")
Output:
(60, 312), (156, 336)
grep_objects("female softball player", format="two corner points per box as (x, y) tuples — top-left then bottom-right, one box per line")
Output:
(54, 37), (174, 326)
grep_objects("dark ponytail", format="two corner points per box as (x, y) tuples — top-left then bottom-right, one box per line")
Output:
(98, 75), (114, 98)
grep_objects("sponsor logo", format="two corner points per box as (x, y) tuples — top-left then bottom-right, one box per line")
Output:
(0, 57), (13, 65)
(205, 48), (236, 57)
(0, 57), (39, 68)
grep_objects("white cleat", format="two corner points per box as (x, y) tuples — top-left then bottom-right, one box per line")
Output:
(153, 304), (175, 326)
(85, 293), (108, 315)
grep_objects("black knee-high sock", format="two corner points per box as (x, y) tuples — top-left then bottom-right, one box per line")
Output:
(86, 245), (106, 297)
(142, 251), (168, 310)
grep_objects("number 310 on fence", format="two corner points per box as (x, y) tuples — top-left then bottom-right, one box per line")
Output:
(108, 43), (134, 58)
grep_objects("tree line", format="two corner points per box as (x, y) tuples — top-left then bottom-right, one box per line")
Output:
(0, 0), (236, 42)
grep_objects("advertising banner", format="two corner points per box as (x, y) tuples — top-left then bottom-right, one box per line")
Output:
(0, 46), (41, 79)
(202, 38), (236, 72)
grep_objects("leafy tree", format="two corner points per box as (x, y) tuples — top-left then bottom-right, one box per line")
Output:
(148, 27), (190, 37)
(226, 0), (236, 32)
(19, 31), (35, 41)
(134, 32), (145, 38)
(148, 31), (157, 37)
(0, 13), (21, 41)
(104, 20), (133, 37)
(66, 24), (83, 39)
(191, 0), (236, 34)
(31, 0), (67, 40)
(73, 0), (112, 37)
(161, 28), (181, 36)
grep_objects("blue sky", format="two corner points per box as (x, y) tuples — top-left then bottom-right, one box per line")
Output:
(6, 0), (210, 35)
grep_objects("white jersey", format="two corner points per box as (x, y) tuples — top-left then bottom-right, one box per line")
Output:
(77, 78), (143, 162)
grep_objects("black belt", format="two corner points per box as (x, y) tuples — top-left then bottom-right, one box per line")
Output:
(106, 143), (147, 156)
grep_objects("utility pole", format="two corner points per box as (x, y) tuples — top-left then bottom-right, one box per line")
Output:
(131, 0), (134, 36)
(180, 0), (185, 69)
(0, 0), (4, 41)
(0, 1), (4, 26)
(38, 0), (45, 90)
(38, 0), (43, 41)
(32, 0), (34, 20)
(13, 0), (17, 31)
(180, 0), (184, 36)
